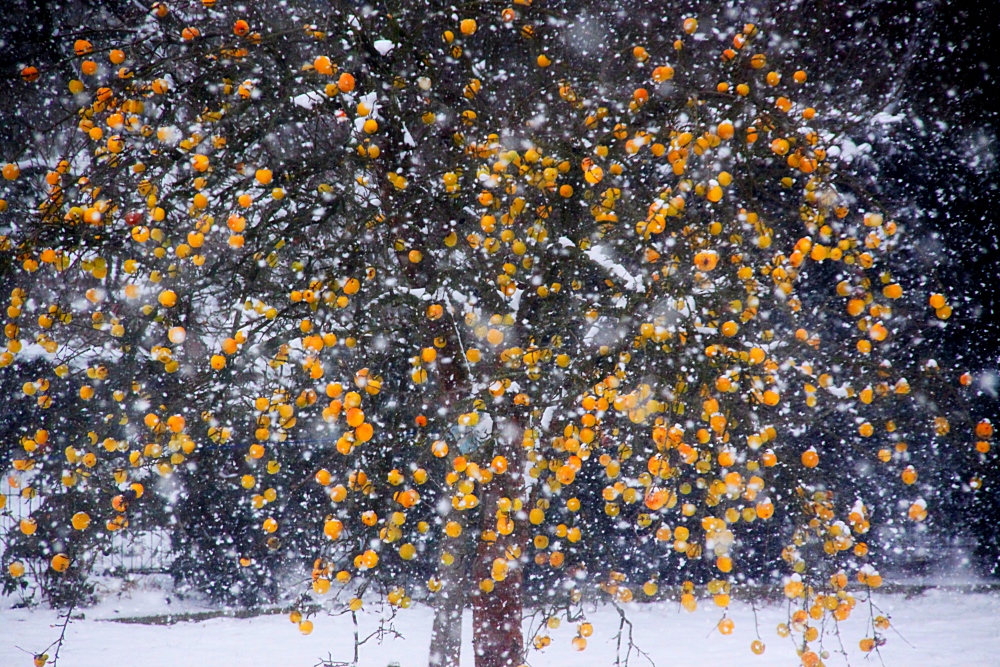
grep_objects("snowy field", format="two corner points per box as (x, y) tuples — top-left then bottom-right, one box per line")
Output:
(2, 588), (999, 667)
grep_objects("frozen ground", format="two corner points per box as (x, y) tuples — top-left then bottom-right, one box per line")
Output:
(2, 587), (999, 667)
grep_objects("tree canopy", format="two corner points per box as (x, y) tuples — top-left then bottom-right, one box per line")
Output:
(1, 2), (997, 667)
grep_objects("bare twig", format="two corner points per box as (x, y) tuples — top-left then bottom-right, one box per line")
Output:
(43, 598), (77, 667)
(610, 600), (655, 667)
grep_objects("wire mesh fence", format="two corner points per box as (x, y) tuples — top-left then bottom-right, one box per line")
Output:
(1, 482), (174, 576)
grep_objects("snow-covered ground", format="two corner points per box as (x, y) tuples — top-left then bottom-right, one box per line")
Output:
(2, 587), (999, 666)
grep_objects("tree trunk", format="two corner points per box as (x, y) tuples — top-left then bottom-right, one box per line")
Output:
(429, 540), (467, 667)
(427, 311), (477, 667)
(471, 414), (524, 667)
(471, 556), (523, 667)
(429, 438), (471, 667)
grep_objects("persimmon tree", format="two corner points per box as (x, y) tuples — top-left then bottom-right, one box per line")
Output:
(1, 2), (995, 667)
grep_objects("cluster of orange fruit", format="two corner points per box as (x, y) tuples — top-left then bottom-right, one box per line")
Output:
(1, 4), (993, 664)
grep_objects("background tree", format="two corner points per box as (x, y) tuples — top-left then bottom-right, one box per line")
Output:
(1, 2), (997, 667)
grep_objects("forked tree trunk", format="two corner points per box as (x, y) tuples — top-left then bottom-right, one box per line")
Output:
(471, 414), (524, 667)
